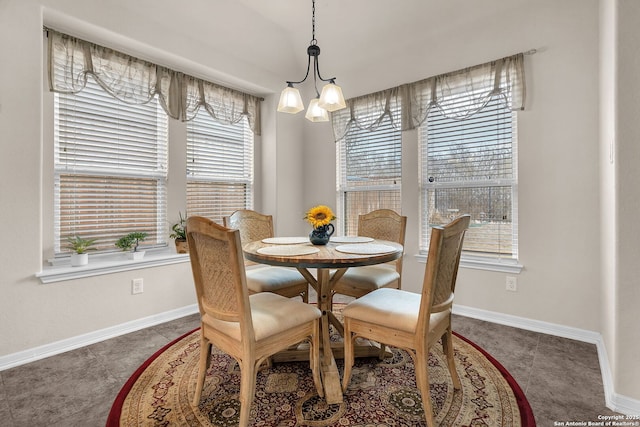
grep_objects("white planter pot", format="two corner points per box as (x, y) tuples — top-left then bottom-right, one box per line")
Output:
(128, 250), (145, 260)
(70, 253), (88, 267)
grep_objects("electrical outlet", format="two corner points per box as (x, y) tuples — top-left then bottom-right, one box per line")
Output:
(506, 276), (517, 292)
(132, 278), (144, 294)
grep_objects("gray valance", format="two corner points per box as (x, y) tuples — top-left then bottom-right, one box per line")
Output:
(182, 75), (261, 133)
(331, 53), (525, 142)
(330, 87), (402, 144)
(47, 29), (262, 135)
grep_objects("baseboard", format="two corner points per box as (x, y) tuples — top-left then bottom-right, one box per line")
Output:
(453, 304), (640, 416)
(611, 393), (640, 417)
(0, 304), (199, 372)
(2, 302), (639, 415)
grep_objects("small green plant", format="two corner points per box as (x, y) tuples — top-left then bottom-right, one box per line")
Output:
(65, 236), (97, 254)
(115, 232), (148, 252)
(169, 212), (186, 241)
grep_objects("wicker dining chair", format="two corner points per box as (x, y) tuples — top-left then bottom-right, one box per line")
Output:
(186, 216), (323, 427)
(341, 214), (470, 426)
(332, 209), (407, 302)
(224, 209), (309, 302)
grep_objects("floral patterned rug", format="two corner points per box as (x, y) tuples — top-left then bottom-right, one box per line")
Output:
(107, 322), (535, 427)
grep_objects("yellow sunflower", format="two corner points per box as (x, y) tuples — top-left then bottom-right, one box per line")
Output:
(304, 205), (336, 228)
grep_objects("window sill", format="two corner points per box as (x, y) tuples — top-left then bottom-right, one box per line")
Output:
(414, 254), (523, 274)
(36, 249), (190, 284)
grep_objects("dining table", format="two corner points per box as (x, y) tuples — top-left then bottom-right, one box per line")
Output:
(242, 236), (403, 404)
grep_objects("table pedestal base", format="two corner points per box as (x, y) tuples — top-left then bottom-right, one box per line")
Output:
(271, 340), (390, 404)
(271, 341), (389, 363)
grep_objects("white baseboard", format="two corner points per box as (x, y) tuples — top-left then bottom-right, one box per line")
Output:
(0, 304), (199, 372)
(453, 304), (640, 416)
(2, 302), (639, 416)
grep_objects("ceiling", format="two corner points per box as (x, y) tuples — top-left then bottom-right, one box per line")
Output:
(236, 0), (504, 47)
(229, 0), (530, 95)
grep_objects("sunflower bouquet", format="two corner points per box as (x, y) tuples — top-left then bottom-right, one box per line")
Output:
(304, 205), (336, 229)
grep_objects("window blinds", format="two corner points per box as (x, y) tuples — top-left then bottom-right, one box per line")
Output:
(186, 111), (253, 224)
(337, 112), (401, 235)
(419, 95), (517, 259)
(54, 77), (168, 254)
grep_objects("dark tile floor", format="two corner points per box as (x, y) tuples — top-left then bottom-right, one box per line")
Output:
(0, 310), (619, 426)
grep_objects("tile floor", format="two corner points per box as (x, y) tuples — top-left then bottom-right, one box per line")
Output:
(0, 310), (620, 426)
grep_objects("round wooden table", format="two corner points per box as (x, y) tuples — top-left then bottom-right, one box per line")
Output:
(243, 238), (403, 404)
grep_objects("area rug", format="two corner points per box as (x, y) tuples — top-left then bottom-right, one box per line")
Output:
(107, 320), (535, 427)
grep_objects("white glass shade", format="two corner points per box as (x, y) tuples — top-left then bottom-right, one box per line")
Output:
(318, 82), (346, 112)
(305, 98), (329, 122)
(277, 86), (304, 114)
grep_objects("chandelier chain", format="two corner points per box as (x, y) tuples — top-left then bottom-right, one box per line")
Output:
(311, 0), (316, 44)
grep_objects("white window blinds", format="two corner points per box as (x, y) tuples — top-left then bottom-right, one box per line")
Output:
(186, 111), (253, 223)
(337, 112), (402, 235)
(419, 95), (518, 260)
(54, 77), (168, 254)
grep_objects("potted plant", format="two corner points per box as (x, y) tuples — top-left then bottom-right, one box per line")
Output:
(169, 212), (188, 254)
(115, 232), (148, 260)
(65, 236), (97, 267)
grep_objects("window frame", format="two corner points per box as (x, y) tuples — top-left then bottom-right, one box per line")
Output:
(336, 113), (403, 236)
(417, 95), (523, 273)
(52, 77), (169, 257)
(185, 110), (254, 224)
(40, 79), (185, 283)
(40, 37), (257, 282)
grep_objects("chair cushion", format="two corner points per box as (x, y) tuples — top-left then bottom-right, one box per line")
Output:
(245, 266), (307, 293)
(337, 265), (400, 291)
(342, 287), (449, 334)
(202, 292), (321, 342)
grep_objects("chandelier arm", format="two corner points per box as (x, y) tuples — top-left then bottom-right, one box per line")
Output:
(287, 53), (313, 86)
(312, 56), (321, 97)
(314, 56), (336, 83)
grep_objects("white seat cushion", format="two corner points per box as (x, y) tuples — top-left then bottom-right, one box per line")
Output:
(245, 266), (307, 293)
(342, 287), (449, 334)
(337, 265), (399, 291)
(202, 292), (320, 342)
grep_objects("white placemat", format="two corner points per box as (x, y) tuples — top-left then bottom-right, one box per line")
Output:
(257, 245), (319, 256)
(335, 243), (397, 255)
(261, 236), (309, 245)
(330, 236), (374, 243)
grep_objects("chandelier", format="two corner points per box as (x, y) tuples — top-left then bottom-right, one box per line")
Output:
(277, 0), (346, 122)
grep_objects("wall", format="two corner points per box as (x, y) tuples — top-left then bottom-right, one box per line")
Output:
(614, 0), (640, 402)
(304, 0), (603, 331)
(0, 0), (295, 358)
(303, 0), (640, 407)
(600, 0), (618, 405)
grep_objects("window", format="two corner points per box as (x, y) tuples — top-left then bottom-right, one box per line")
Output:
(54, 77), (168, 255)
(186, 111), (254, 223)
(419, 95), (518, 261)
(337, 113), (402, 235)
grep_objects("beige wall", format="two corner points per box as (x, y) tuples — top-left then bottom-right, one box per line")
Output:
(300, 0), (640, 405)
(0, 0), (290, 356)
(613, 0), (640, 401)
(304, 0), (603, 330)
(600, 0), (618, 403)
(0, 0), (638, 406)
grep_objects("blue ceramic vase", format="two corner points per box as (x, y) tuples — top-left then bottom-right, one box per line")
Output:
(309, 223), (334, 245)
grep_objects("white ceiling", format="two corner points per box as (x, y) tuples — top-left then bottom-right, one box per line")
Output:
(229, 0), (531, 94)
